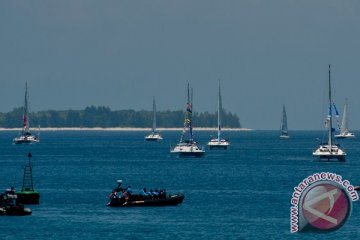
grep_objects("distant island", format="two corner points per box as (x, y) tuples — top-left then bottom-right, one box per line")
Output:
(0, 106), (241, 128)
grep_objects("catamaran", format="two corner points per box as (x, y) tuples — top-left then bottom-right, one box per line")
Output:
(313, 65), (346, 161)
(13, 83), (40, 144)
(171, 83), (205, 157)
(335, 98), (355, 139)
(145, 97), (163, 141)
(280, 105), (290, 139)
(207, 82), (230, 149)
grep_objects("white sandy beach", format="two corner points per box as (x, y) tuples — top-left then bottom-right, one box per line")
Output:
(0, 127), (253, 131)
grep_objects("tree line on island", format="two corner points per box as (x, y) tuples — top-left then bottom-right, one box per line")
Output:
(0, 106), (241, 128)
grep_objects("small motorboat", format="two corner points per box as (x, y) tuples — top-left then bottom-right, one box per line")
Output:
(0, 188), (32, 216)
(107, 180), (184, 207)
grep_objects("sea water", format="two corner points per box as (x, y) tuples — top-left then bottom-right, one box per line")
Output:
(1, 130), (360, 239)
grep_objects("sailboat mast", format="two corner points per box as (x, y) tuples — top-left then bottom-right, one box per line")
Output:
(152, 97), (156, 133)
(328, 65), (332, 149)
(217, 81), (221, 140)
(189, 87), (193, 142)
(182, 83), (193, 143)
(23, 82), (29, 133)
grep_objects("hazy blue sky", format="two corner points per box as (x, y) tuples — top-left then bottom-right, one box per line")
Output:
(1, 0), (359, 130)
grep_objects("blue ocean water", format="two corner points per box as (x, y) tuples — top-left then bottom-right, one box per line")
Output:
(1, 130), (360, 239)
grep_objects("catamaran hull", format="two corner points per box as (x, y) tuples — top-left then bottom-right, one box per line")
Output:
(313, 154), (346, 161)
(13, 136), (39, 144)
(313, 145), (346, 161)
(208, 142), (230, 150)
(280, 135), (290, 139)
(171, 144), (205, 157)
(145, 138), (160, 141)
(172, 151), (205, 157)
(209, 145), (228, 150)
(13, 139), (39, 144)
(145, 135), (163, 141)
(207, 139), (230, 150)
(334, 133), (355, 139)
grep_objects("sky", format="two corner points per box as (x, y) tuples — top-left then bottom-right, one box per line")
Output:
(0, 0), (360, 130)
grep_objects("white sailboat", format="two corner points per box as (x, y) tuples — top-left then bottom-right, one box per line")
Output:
(171, 83), (205, 157)
(280, 105), (290, 139)
(145, 97), (163, 141)
(207, 82), (230, 149)
(13, 83), (40, 144)
(313, 65), (346, 161)
(335, 98), (355, 139)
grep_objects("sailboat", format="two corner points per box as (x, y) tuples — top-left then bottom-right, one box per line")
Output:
(313, 65), (346, 161)
(171, 83), (205, 157)
(13, 83), (40, 144)
(207, 82), (230, 149)
(335, 98), (355, 139)
(145, 97), (163, 141)
(280, 105), (290, 139)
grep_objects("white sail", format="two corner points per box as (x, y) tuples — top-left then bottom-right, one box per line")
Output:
(340, 100), (349, 134)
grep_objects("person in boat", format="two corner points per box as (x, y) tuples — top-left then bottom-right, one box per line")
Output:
(140, 188), (151, 199)
(159, 189), (166, 199)
(126, 186), (132, 194)
(151, 189), (160, 199)
(148, 189), (154, 198)
(114, 180), (124, 192)
(109, 190), (118, 199)
(122, 190), (130, 202)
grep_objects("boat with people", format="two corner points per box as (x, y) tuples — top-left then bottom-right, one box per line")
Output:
(335, 98), (355, 139)
(171, 83), (205, 157)
(280, 104), (290, 139)
(0, 187), (32, 216)
(313, 65), (346, 161)
(13, 83), (40, 144)
(207, 81), (230, 149)
(145, 97), (163, 141)
(107, 180), (184, 207)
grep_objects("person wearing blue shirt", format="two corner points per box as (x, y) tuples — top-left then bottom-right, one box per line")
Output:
(140, 188), (148, 197)
(149, 189), (155, 197)
(126, 186), (132, 194)
(152, 189), (159, 197)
